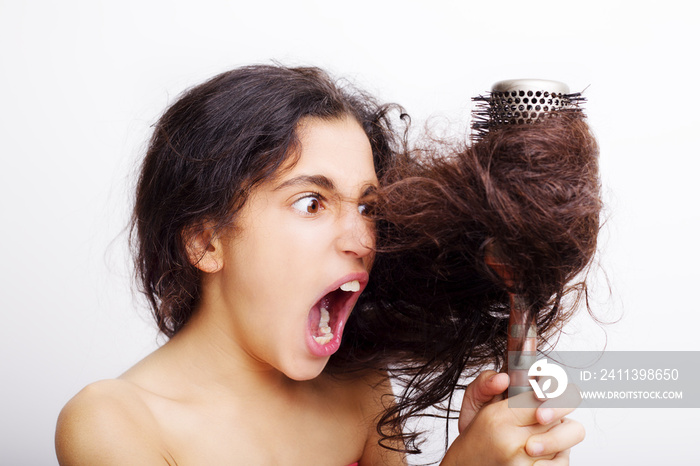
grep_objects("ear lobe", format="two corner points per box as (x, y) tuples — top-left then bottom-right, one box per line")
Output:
(185, 226), (224, 273)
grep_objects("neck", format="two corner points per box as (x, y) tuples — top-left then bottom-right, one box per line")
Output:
(162, 304), (296, 398)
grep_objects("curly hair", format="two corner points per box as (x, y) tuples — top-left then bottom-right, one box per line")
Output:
(334, 110), (602, 453)
(131, 66), (601, 456)
(131, 64), (400, 337)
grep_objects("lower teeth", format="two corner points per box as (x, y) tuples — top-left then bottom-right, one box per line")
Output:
(313, 307), (334, 344)
(313, 334), (333, 344)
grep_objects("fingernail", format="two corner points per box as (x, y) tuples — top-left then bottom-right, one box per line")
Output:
(539, 408), (553, 423)
(528, 442), (544, 456)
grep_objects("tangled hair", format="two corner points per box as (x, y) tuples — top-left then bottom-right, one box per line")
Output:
(335, 111), (602, 453)
(131, 64), (399, 338)
(131, 65), (601, 457)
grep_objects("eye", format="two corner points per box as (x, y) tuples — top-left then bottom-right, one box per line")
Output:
(291, 194), (323, 215)
(358, 196), (376, 216)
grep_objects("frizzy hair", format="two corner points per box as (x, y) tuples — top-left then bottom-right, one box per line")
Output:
(130, 65), (602, 456)
(334, 111), (602, 453)
(130, 65), (400, 338)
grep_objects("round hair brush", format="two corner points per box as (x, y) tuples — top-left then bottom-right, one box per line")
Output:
(473, 79), (591, 397)
(352, 78), (600, 441)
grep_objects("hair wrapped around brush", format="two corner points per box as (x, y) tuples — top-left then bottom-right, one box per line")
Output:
(333, 110), (602, 453)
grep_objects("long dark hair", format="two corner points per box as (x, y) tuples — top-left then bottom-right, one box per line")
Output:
(131, 66), (601, 457)
(131, 65), (399, 337)
(336, 111), (602, 454)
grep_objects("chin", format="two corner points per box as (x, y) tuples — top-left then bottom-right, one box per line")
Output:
(282, 357), (329, 381)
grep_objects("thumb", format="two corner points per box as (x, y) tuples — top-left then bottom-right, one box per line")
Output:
(458, 371), (509, 433)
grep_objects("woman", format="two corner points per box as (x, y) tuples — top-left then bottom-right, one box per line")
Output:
(56, 65), (585, 465)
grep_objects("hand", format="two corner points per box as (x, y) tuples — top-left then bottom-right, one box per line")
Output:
(457, 370), (509, 434)
(443, 371), (585, 465)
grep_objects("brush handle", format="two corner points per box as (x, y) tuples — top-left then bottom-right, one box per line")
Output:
(505, 294), (537, 398)
(483, 247), (536, 397)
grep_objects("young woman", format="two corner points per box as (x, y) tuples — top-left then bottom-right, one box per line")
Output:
(56, 65), (586, 465)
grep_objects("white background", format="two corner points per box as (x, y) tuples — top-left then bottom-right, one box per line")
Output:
(1, 0), (698, 464)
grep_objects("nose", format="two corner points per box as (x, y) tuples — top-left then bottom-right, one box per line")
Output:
(335, 205), (375, 260)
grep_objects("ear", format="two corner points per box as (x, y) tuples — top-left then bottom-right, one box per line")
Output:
(184, 224), (224, 273)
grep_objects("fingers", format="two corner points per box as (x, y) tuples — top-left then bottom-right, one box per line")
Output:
(536, 384), (582, 425)
(526, 418), (585, 458)
(507, 391), (544, 427)
(458, 371), (509, 433)
(466, 371), (509, 404)
(533, 448), (571, 465)
(509, 384), (582, 427)
(534, 405), (573, 426)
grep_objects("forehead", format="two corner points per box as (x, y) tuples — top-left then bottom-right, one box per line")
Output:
(280, 116), (377, 188)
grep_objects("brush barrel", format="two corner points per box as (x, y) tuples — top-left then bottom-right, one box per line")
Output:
(488, 79), (573, 126)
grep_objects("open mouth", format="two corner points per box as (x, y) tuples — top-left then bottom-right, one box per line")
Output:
(308, 279), (362, 348)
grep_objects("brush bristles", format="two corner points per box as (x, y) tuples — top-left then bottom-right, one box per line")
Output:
(471, 85), (586, 141)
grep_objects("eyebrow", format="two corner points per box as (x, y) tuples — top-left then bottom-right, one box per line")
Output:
(274, 175), (336, 192)
(274, 174), (377, 198)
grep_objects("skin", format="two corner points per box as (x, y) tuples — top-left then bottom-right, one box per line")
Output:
(448, 372), (586, 466)
(56, 116), (399, 465)
(55, 115), (584, 465)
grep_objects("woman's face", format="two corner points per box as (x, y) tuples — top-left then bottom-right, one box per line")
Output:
(210, 115), (378, 380)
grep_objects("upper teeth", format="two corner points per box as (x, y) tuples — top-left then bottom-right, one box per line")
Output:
(339, 280), (360, 292)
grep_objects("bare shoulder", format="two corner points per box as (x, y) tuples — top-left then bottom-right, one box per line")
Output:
(331, 370), (396, 419)
(55, 379), (172, 465)
(334, 371), (407, 466)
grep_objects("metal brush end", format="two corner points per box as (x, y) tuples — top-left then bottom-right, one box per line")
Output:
(471, 78), (584, 140)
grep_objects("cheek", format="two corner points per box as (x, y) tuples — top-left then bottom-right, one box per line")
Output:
(365, 250), (377, 272)
(246, 216), (329, 286)
(364, 222), (377, 263)
(368, 221), (377, 246)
